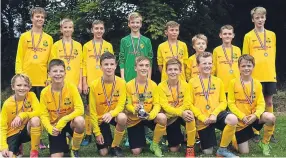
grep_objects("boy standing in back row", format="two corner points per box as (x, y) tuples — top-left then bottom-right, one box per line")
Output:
(242, 6), (277, 143)
(119, 12), (153, 82)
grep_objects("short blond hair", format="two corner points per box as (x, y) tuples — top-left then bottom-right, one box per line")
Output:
(11, 74), (32, 88)
(60, 18), (73, 27)
(192, 34), (208, 46)
(30, 7), (46, 18)
(135, 56), (150, 66)
(220, 25), (234, 33)
(196, 52), (212, 65)
(128, 12), (142, 22)
(165, 21), (180, 31)
(166, 58), (182, 71)
(251, 6), (267, 18)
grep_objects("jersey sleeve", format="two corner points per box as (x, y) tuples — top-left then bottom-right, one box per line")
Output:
(110, 81), (126, 117)
(185, 57), (192, 82)
(0, 104), (9, 150)
(211, 80), (227, 116)
(40, 92), (54, 135)
(242, 34), (250, 54)
(119, 38), (126, 69)
(148, 87), (161, 120)
(227, 79), (246, 120)
(157, 45), (163, 66)
(254, 82), (266, 119)
(15, 34), (26, 74)
(125, 87), (135, 114)
(147, 38), (153, 66)
(55, 85), (84, 131)
(89, 84), (101, 136)
(212, 48), (218, 76)
(47, 37), (55, 64)
(82, 44), (88, 76)
(18, 93), (41, 120)
(183, 43), (189, 65)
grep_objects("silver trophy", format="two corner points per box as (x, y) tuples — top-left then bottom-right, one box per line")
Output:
(137, 93), (149, 119)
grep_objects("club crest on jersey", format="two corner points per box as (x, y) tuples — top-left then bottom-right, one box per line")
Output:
(24, 101), (32, 108)
(178, 92), (184, 98)
(113, 90), (120, 97)
(232, 53), (239, 60)
(211, 84), (216, 90)
(64, 98), (72, 105)
(74, 49), (78, 55)
(104, 48), (109, 52)
(140, 44), (144, 49)
(179, 49), (184, 56)
(43, 40), (48, 47)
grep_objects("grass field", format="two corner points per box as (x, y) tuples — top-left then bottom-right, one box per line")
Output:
(18, 114), (286, 157)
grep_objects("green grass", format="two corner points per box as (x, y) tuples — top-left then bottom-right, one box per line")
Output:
(19, 115), (286, 157)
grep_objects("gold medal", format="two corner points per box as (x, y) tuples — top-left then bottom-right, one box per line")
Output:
(96, 65), (100, 69)
(206, 105), (210, 110)
(67, 66), (71, 71)
(33, 54), (38, 59)
(264, 52), (268, 57)
(229, 69), (233, 74)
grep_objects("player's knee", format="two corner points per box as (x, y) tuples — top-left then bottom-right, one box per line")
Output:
(99, 148), (108, 156)
(117, 113), (127, 126)
(265, 112), (276, 124)
(226, 114), (238, 126)
(30, 117), (41, 127)
(74, 116), (85, 129)
(131, 148), (142, 155)
(155, 113), (167, 125)
(169, 146), (180, 152)
(239, 146), (249, 154)
(203, 147), (213, 154)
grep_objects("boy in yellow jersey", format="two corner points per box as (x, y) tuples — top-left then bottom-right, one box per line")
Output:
(0, 74), (41, 158)
(15, 7), (53, 99)
(228, 54), (276, 156)
(157, 21), (188, 82)
(119, 12), (153, 82)
(157, 58), (196, 158)
(40, 59), (85, 157)
(213, 25), (241, 95)
(82, 20), (114, 145)
(89, 52), (127, 157)
(189, 52), (238, 157)
(242, 6), (277, 143)
(126, 56), (166, 157)
(186, 34), (207, 81)
(51, 18), (83, 92)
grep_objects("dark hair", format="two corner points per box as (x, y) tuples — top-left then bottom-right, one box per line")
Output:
(196, 52), (212, 64)
(48, 59), (65, 72)
(100, 52), (116, 65)
(166, 58), (182, 71)
(238, 54), (255, 67)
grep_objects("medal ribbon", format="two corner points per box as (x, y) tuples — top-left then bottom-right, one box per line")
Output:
(168, 41), (179, 58)
(92, 39), (103, 62)
(31, 30), (43, 55)
(62, 39), (73, 66)
(14, 95), (26, 115)
(240, 77), (254, 105)
(101, 76), (116, 107)
(51, 86), (63, 116)
(135, 79), (149, 105)
(222, 45), (233, 70)
(254, 29), (266, 50)
(130, 34), (141, 55)
(167, 80), (180, 106)
(199, 75), (211, 103)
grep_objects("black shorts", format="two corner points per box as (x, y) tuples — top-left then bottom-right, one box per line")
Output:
(48, 122), (73, 154)
(95, 118), (117, 150)
(166, 117), (186, 147)
(7, 125), (30, 154)
(127, 120), (156, 149)
(197, 111), (230, 150)
(30, 86), (44, 99)
(261, 82), (277, 96)
(235, 120), (264, 144)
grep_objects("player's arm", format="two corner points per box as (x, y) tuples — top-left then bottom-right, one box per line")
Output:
(78, 44), (83, 93)
(125, 87), (136, 114)
(89, 84), (102, 136)
(110, 81), (126, 117)
(56, 85), (84, 131)
(48, 37), (55, 63)
(227, 79), (246, 120)
(148, 86), (161, 120)
(18, 92), (41, 120)
(0, 104), (9, 151)
(119, 39), (126, 79)
(212, 49), (218, 76)
(82, 44), (88, 94)
(40, 92), (54, 135)
(183, 43), (189, 77)
(242, 34), (250, 54)
(185, 57), (192, 82)
(157, 45), (163, 73)
(147, 39), (153, 78)
(15, 34), (26, 74)
(254, 82), (266, 119)
(211, 80), (227, 116)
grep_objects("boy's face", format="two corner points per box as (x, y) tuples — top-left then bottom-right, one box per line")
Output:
(100, 59), (117, 77)
(166, 64), (181, 80)
(193, 39), (207, 53)
(135, 59), (150, 77)
(219, 29), (234, 44)
(239, 59), (254, 77)
(198, 56), (212, 75)
(31, 13), (45, 28)
(12, 77), (30, 98)
(92, 24), (105, 39)
(165, 26), (179, 40)
(252, 13), (266, 28)
(49, 65), (66, 84)
(60, 22), (74, 37)
(128, 18), (142, 33)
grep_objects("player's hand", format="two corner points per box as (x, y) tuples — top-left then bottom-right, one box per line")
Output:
(78, 84), (83, 94)
(182, 110), (194, 122)
(11, 116), (22, 128)
(209, 114), (217, 124)
(52, 127), (60, 136)
(1, 149), (13, 158)
(83, 83), (89, 95)
(96, 134), (104, 145)
(246, 114), (257, 125)
(204, 118), (211, 125)
(102, 112), (112, 123)
(242, 116), (248, 124)
(135, 104), (141, 112)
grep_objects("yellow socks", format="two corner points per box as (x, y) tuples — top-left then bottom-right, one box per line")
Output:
(30, 126), (41, 151)
(186, 120), (196, 147)
(72, 132), (84, 150)
(262, 124), (274, 144)
(153, 124), (166, 144)
(220, 124), (236, 147)
(111, 128), (125, 147)
(266, 105), (274, 113)
(85, 115), (92, 135)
